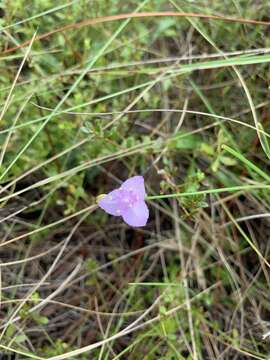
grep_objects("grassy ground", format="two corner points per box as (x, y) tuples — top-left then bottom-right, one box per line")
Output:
(1, 0), (270, 359)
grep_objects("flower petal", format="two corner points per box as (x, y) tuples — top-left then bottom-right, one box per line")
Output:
(121, 176), (146, 200)
(98, 189), (122, 216)
(122, 201), (149, 227)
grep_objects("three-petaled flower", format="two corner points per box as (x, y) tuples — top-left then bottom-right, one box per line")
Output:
(98, 176), (149, 227)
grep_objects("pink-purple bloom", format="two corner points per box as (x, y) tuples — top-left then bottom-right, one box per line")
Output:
(98, 176), (149, 227)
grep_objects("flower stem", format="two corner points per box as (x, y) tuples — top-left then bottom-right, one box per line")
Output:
(146, 184), (270, 200)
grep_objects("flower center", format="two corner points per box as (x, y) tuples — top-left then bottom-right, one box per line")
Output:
(119, 189), (138, 209)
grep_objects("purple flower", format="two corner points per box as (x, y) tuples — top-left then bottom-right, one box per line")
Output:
(98, 176), (149, 227)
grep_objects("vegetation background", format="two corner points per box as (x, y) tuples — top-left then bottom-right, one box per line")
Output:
(1, 0), (270, 359)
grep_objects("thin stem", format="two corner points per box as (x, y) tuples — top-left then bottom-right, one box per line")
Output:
(146, 184), (270, 200)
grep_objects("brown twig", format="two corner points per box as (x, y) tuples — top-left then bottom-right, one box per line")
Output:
(2, 11), (270, 56)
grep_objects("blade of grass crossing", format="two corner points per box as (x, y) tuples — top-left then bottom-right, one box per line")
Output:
(222, 144), (270, 182)
(0, 0), (149, 182)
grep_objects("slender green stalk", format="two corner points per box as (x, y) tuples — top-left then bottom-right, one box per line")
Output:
(0, 0), (149, 182)
(0, 1), (77, 32)
(222, 144), (270, 182)
(0, 344), (45, 360)
(146, 184), (270, 200)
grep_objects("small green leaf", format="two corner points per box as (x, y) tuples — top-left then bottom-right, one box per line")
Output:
(159, 305), (167, 315)
(6, 324), (16, 338)
(220, 155), (237, 166)
(15, 334), (28, 344)
(200, 142), (215, 156)
(169, 133), (201, 150)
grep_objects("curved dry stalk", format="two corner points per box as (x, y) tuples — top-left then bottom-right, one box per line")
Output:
(47, 282), (220, 360)
(0, 207), (94, 339)
(2, 12), (270, 55)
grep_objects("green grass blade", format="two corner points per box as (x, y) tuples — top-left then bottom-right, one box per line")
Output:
(222, 144), (270, 182)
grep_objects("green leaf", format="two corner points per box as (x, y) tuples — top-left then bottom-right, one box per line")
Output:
(220, 155), (237, 166)
(168, 133), (201, 150)
(15, 334), (28, 344)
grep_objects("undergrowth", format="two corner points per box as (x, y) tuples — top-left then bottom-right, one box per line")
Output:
(1, 0), (270, 359)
